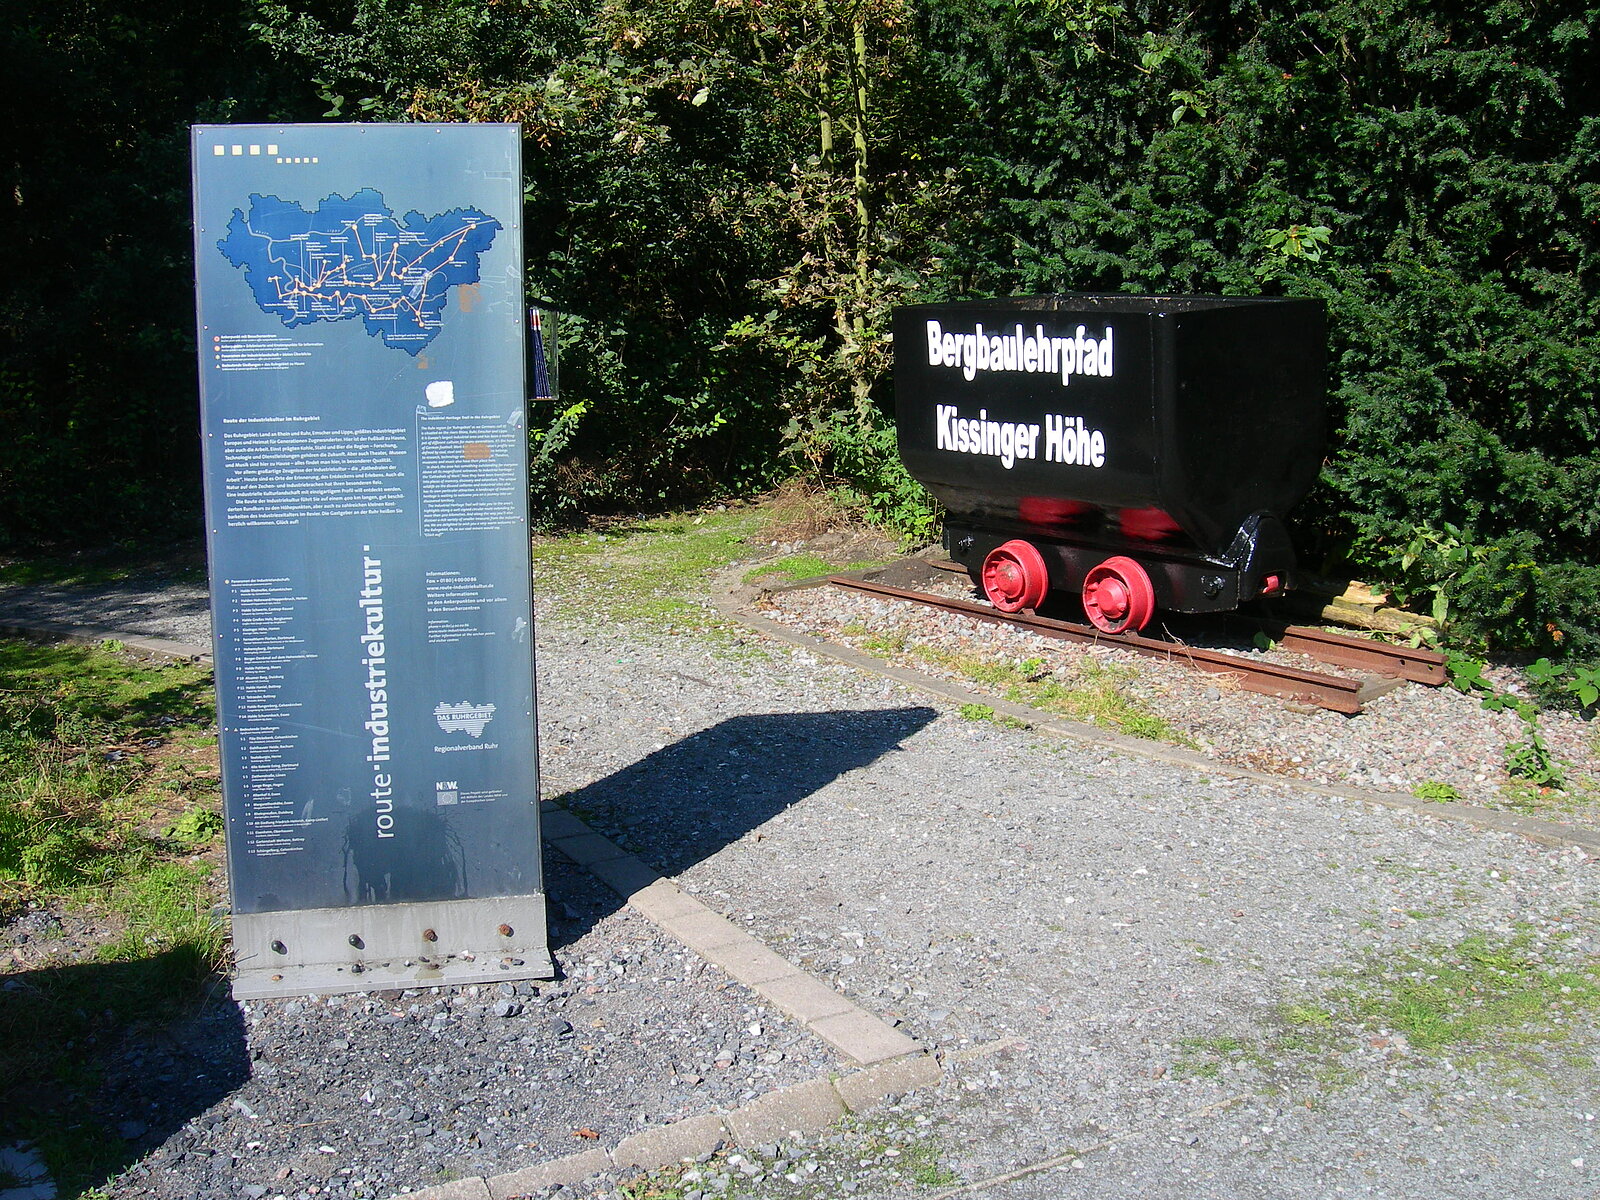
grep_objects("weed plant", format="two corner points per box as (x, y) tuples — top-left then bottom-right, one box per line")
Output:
(1175, 929), (1600, 1089)
(529, 508), (767, 632)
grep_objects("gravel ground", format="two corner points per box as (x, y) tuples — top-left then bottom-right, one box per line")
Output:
(0, 566), (212, 649)
(4, 539), (1600, 1200)
(166, 852), (834, 1199)
(5, 849), (837, 1200)
(529, 594), (1600, 1200)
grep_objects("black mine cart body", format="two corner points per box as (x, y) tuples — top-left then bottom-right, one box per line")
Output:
(893, 295), (1327, 632)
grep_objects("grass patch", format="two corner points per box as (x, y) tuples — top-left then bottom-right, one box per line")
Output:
(532, 500), (895, 639)
(1325, 930), (1600, 1054)
(0, 637), (226, 1193)
(743, 553), (889, 585)
(1172, 929), (1600, 1095)
(900, 1139), (961, 1187)
(839, 630), (1195, 746)
(1281, 1003), (1336, 1029)
(1, 640), (218, 910)
(530, 508), (766, 632)
(908, 646), (1195, 746)
(859, 630), (909, 657)
(1492, 775), (1600, 817)
(1173, 1032), (1263, 1079)
(956, 702), (1027, 730)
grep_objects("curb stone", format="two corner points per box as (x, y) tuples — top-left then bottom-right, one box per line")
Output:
(0, 618), (210, 665)
(401, 1054), (942, 1200)
(540, 801), (926, 1068)
(724, 1075), (845, 1146)
(712, 563), (1600, 856)
(384, 804), (944, 1200)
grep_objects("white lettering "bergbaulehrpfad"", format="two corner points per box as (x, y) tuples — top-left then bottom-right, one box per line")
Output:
(926, 319), (1114, 385)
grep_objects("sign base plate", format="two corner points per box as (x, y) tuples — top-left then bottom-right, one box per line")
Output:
(231, 895), (555, 1000)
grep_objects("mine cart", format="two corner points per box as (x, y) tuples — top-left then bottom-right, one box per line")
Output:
(893, 294), (1327, 632)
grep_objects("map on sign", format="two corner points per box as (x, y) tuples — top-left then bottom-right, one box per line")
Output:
(217, 188), (501, 354)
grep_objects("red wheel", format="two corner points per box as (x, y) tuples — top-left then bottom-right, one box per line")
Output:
(1082, 555), (1155, 634)
(980, 540), (1049, 613)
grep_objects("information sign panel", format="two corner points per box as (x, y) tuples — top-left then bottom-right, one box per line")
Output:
(191, 124), (551, 997)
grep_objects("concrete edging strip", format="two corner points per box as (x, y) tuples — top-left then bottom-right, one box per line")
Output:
(402, 1053), (942, 1200)
(0, 616), (946, 1200)
(0, 617), (211, 665)
(540, 801), (927, 1069)
(394, 804), (944, 1200)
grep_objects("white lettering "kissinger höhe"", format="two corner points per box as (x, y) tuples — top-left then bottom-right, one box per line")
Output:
(936, 405), (1106, 470)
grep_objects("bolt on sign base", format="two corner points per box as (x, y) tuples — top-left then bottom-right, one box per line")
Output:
(231, 895), (554, 1000)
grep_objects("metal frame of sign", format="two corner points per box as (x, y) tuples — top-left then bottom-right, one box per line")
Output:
(191, 123), (552, 998)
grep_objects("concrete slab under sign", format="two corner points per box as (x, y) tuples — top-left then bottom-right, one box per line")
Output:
(231, 894), (553, 1000)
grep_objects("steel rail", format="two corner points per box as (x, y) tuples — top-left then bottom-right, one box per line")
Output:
(920, 558), (1447, 687)
(828, 575), (1377, 714)
(1232, 620), (1446, 685)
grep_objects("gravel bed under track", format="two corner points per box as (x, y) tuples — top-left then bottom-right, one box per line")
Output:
(757, 566), (1599, 830)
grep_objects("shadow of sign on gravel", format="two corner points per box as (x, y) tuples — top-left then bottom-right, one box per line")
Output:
(0, 952), (247, 1196)
(553, 706), (940, 886)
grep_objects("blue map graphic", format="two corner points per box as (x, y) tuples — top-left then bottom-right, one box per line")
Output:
(217, 189), (500, 354)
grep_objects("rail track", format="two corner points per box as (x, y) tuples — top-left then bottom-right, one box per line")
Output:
(805, 560), (1445, 715)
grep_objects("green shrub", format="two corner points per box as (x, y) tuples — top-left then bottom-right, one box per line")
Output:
(7, 0), (1596, 667)
(798, 413), (941, 547)
(916, 0), (1600, 659)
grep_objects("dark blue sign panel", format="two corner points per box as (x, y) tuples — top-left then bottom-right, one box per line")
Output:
(192, 125), (541, 949)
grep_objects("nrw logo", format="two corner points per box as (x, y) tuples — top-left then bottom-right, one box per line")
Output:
(435, 781), (460, 806)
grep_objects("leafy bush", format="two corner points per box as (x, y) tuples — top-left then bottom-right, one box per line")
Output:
(792, 412), (941, 547)
(5, 0), (1595, 664)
